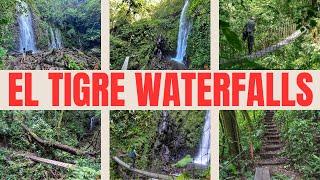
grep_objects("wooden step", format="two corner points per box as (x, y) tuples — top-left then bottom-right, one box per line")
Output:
(266, 134), (280, 139)
(267, 129), (278, 133)
(264, 120), (274, 122)
(260, 150), (282, 159)
(257, 158), (286, 166)
(254, 167), (271, 180)
(264, 122), (275, 125)
(262, 144), (283, 151)
(265, 125), (277, 128)
(265, 132), (279, 136)
(264, 140), (282, 144)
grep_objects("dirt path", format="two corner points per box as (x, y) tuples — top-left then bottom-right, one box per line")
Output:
(257, 111), (301, 179)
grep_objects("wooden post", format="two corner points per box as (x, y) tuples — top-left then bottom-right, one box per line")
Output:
(121, 56), (130, 70)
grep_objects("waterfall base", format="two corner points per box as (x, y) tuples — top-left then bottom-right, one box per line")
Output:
(149, 56), (188, 70)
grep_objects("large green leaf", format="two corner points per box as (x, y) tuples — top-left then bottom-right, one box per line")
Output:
(174, 155), (193, 168)
(222, 28), (242, 51)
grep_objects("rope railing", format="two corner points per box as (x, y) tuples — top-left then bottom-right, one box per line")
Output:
(219, 25), (307, 65)
(220, 21), (299, 61)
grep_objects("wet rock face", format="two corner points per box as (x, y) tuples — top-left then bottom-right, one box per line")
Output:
(152, 111), (187, 169)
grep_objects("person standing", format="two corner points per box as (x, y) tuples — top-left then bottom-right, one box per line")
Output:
(128, 147), (138, 168)
(243, 17), (256, 55)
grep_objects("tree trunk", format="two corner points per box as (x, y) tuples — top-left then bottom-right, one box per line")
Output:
(22, 124), (96, 156)
(220, 111), (241, 156)
(112, 156), (175, 180)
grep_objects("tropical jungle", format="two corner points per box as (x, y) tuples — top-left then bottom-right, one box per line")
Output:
(220, 0), (319, 70)
(110, 110), (211, 179)
(220, 110), (320, 179)
(0, 110), (101, 179)
(110, 0), (210, 70)
(0, 0), (100, 70)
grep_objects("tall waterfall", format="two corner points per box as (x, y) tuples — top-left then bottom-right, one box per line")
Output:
(49, 26), (63, 49)
(172, 0), (191, 63)
(17, 1), (36, 52)
(194, 111), (211, 165)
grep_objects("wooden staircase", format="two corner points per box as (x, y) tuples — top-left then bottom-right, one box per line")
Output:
(257, 111), (286, 167)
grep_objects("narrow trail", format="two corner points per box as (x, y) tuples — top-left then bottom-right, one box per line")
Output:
(220, 28), (307, 65)
(255, 111), (301, 179)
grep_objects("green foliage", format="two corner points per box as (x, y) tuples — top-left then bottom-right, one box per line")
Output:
(0, 0), (16, 50)
(274, 111), (320, 178)
(219, 111), (265, 179)
(68, 166), (100, 179)
(110, 110), (158, 173)
(0, 47), (7, 59)
(110, 0), (210, 70)
(34, 0), (101, 50)
(187, 0), (210, 69)
(64, 54), (83, 70)
(174, 154), (193, 168)
(0, 111), (101, 178)
(177, 172), (191, 180)
(220, 0), (320, 70)
(110, 110), (208, 179)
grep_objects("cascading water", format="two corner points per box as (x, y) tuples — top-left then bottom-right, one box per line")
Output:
(17, 1), (37, 52)
(54, 28), (63, 48)
(172, 0), (191, 63)
(49, 27), (57, 49)
(194, 111), (211, 165)
(49, 26), (63, 49)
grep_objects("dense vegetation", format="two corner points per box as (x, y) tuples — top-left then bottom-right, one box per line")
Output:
(0, 111), (101, 179)
(110, 0), (210, 70)
(0, 0), (100, 70)
(220, 0), (319, 70)
(110, 110), (210, 179)
(220, 110), (320, 179)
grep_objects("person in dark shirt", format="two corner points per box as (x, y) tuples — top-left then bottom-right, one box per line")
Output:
(243, 17), (256, 55)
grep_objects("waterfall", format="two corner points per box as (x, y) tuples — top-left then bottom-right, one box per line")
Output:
(55, 28), (63, 48)
(172, 0), (191, 63)
(89, 117), (95, 131)
(17, 1), (37, 52)
(49, 26), (63, 49)
(194, 111), (211, 165)
(49, 27), (57, 49)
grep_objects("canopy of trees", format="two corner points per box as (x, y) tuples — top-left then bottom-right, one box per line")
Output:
(0, 110), (101, 179)
(220, 110), (320, 179)
(0, 0), (100, 70)
(110, 110), (210, 179)
(220, 0), (319, 70)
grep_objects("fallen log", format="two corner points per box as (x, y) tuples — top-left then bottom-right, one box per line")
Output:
(112, 156), (176, 180)
(16, 153), (76, 169)
(22, 124), (96, 156)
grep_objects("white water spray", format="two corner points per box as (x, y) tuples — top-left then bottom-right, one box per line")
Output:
(49, 26), (63, 49)
(172, 0), (191, 63)
(194, 111), (211, 165)
(17, 1), (37, 52)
